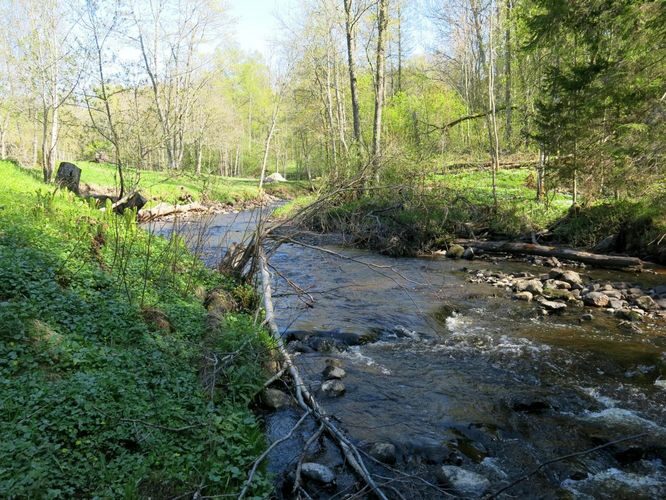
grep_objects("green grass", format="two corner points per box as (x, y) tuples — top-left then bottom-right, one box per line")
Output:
(76, 161), (309, 208)
(433, 168), (572, 229)
(0, 161), (273, 498)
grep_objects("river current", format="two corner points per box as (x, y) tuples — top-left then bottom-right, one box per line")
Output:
(149, 207), (666, 499)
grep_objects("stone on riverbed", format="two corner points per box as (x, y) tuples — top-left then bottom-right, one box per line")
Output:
(321, 379), (345, 397)
(262, 388), (292, 409)
(535, 296), (567, 312)
(549, 268), (583, 288)
(447, 244), (465, 259)
(322, 365), (346, 380)
(515, 279), (543, 295)
(301, 462), (336, 485)
(436, 465), (491, 496)
(463, 247), (475, 260)
(635, 295), (658, 311)
(581, 313), (594, 321)
(584, 292), (610, 307)
(513, 291), (533, 302)
(368, 442), (397, 464)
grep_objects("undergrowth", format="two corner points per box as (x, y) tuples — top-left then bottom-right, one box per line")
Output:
(0, 161), (273, 498)
(277, 169), (665, 261)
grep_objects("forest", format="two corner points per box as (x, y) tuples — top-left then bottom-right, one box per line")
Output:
(1, 0), (665, 498)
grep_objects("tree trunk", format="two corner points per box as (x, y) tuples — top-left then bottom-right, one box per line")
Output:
(258, 100), (280, 190)
(503, 0), (512, 147)
(371, 0), (389, 180)
(343, 0), (362, 144)
(456, 239), (642, 270)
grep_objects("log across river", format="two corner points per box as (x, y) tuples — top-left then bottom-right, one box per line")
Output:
(148, 207), (666, 499)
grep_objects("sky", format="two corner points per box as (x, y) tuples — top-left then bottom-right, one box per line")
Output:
(229, 0), (290, 57)
(228, 0), (435, 59)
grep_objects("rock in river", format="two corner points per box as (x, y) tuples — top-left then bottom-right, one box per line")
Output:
(549, 268), (583, 288)
(262, 388), (292, 410)
(321, 379), (345, 397)
(583, 292), (610, 307)
(436, 465), (491, 496)
(301, 462), (336, 485)
(463, 247), (475, 260)
(535, 296), (567, 312)
(447, 244), (465, 259)
(368, 442), (397, 464)
(513, 291), (533, 302)
(515, 279), (543, 295)
(322, 365), (346, 380)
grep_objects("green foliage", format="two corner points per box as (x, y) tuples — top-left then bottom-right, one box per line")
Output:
(0, 161), (272, 498)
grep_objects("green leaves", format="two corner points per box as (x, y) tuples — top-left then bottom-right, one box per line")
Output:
(0, 161), (272, 498)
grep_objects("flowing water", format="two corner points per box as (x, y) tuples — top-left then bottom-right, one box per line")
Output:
(150, 208), (666, 499)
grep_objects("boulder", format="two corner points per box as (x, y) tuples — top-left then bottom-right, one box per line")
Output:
(462, 247), (475, 260)
(542, 288), (574, 302)
(264, 172), (286, 183)
(581, 313), (594, 321)
(301, 463), (336, 485)
(55, 162), (81, 194)
(603, 289), (623, 299)
(513, 291), (533, 302)
(368, 442), (397, 464)
(549, 268), (583, 288)
(322, 365), (346, 380)
(447, 244), (465, 259)
(515, 279), (543, 295)
(635, 295), (658, 311)
(436, 466), (490, 497)
(593, 234), (618, 253)
(261, 388), (292, 409)
(321, 379), (345, 397)
(545, 279), (572, 290)
(583, 292), (610, 307)
(535, 296), (567, 311)
(608, 298), (627, 310)
(656, 298), (666, 310)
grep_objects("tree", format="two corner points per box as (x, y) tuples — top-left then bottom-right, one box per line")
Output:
(371, 0), (389, 180)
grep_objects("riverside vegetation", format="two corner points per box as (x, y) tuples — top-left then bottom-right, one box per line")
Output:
(0, 160), (275, 497)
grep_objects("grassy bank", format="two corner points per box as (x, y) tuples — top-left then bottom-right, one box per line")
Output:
(73, 161), (309, 208)
(0, 161), (273, 497)
(278, 168), (666, 262)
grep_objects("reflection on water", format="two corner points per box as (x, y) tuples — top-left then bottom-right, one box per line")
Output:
(150, 208), (666, 498)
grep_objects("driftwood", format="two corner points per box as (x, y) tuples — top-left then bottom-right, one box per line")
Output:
(457, 239), (643, 270)
(255, 248), (388, 500)
(137, 201), (208, 221)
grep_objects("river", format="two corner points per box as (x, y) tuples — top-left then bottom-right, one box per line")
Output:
(149, 207), (666, 499)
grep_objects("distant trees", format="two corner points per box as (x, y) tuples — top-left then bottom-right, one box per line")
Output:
(0, 0), (661, 204)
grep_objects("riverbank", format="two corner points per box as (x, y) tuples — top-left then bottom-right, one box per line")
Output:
(0, 160), (273, 497)
(277, 168), (666, 263)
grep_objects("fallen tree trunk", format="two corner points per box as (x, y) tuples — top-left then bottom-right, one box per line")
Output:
(137, 201), (208, 222)
(256, 248), (388, 500)
(457, 239), (643, 270)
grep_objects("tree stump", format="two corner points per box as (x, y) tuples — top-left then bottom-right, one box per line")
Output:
(55, 162), (81, 194)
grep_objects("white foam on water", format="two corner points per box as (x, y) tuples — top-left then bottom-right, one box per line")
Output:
(562, 466), (666, 498)
(481, 457), (508, 479)
(341, 346), (391, 375)
(580, 387), (619, 408)
(581, 407), (666, 438)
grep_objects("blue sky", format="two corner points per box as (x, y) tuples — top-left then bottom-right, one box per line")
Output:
(227, 0), (435, 58)
(229, 0), (289, 56)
